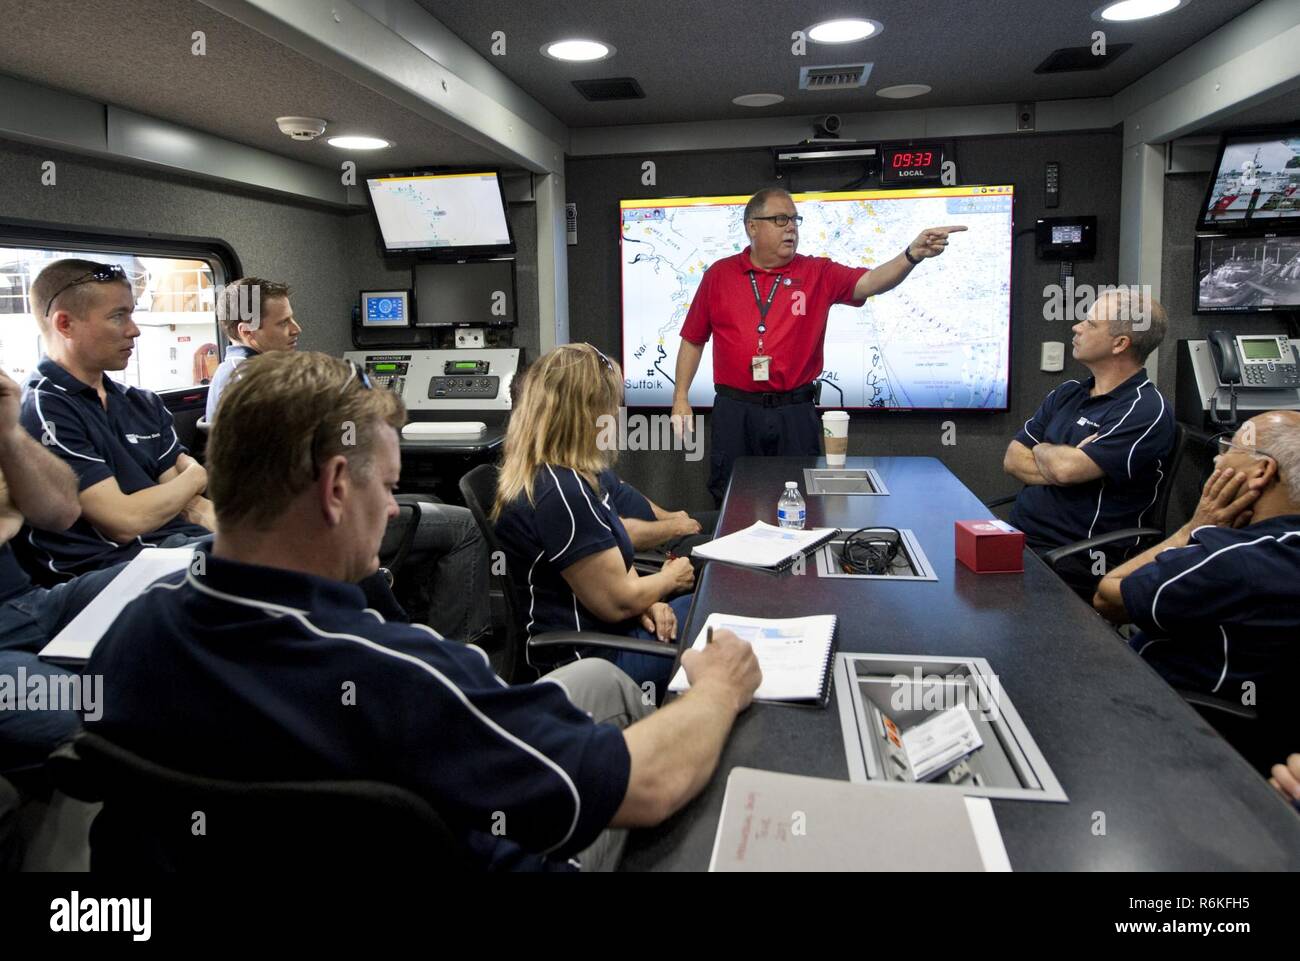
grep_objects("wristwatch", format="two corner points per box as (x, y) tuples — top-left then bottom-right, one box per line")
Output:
(903, 245), (922, 266)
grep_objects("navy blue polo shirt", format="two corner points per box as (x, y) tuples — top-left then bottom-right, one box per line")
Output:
(495, 465), (638, 642)
(1119, 515), (1300, 703)
(0, 544), (33, 604)
(598, 469), (655, 523)
(18, 357), (207, 580)
(204, 344), (257, 421)
(85, 550), (630, 871)
(1010, 369), (1175, 553)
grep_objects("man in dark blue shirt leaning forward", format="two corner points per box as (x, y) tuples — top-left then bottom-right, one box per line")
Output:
(1004, 288), (1175, 596)
(1093, 411), (1300, 766)
(86, 351), (760, 871)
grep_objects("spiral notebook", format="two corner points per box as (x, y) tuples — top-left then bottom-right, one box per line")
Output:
(667, 613), (838, 704)
(690, 521), (841, 571)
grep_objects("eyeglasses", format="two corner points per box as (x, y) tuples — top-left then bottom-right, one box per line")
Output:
(584, 343), (614, 371)
(1217, 437), (1274, 459)
(43, 263), (128, 319)
(342, 358), (374, 393)
(750, 214), (803, 228)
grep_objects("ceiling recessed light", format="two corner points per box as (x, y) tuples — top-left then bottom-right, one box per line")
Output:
(733, 93), (785, 108)
(1093, 0), (1185, 22)
(876, 83), (932, 100)
(326, 136), (390, 150)
(542, 39), (614, 62)
(807, 18), (882, 43)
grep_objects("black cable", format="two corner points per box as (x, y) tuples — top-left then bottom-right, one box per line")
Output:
(839, 526), (904, 575)
(816, 377), (844, 405)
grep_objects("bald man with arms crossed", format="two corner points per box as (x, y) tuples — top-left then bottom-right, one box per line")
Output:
(672, 186), (965, 504)
(1003, 289), (1174, 598)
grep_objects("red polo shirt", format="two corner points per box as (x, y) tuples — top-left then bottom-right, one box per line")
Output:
(680, 247), (868, 392)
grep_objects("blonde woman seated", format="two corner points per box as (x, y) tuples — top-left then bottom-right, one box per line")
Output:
(494, 344), (695, 690)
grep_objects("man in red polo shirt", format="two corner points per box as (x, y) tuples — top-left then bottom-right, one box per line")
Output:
(672, 187), (965, 503)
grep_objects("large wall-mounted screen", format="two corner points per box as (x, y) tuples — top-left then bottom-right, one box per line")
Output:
(619, 185), (1014, 410)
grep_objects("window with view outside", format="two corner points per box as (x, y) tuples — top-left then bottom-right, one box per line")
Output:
(0, 248), (219, 392)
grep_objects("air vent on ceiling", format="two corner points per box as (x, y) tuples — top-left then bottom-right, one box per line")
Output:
(572, 77), (645, 101)
(1034, 43), (1132, 73)
(799, 63), (872, 91)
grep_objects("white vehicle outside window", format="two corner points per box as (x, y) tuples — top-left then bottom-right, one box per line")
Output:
(0, 247), (220, 391)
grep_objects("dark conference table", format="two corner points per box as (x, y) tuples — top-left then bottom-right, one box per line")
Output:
(622, 456), (1300, 871)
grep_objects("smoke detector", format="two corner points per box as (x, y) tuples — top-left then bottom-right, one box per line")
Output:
(275, 116), (328, 141)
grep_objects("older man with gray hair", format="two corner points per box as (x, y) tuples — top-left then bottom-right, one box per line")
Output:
(1003, 287), (1175, 596)
(673, 186), (965, 504)
(1094, 410), (1300, 771)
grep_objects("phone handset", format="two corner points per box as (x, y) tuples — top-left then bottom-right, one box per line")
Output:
(1207, 329), (1240, 428)
(1207, 329), (1242, 385)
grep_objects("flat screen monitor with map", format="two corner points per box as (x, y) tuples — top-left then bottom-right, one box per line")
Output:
(620, 185), (1015, 410)
(366, 169), (515, 257)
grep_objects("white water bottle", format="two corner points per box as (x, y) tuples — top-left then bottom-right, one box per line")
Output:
(777, 481), (806, 530)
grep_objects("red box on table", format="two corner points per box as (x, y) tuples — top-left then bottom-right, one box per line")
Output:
(955, 519), (1024, 573)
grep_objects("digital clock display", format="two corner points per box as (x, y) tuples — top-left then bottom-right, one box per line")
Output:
(892, 151), (935, 169)
(881, 145), (944, 184)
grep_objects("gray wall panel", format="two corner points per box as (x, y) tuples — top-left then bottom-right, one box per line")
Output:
(566, 131), (1127, 512)
(0, 137), (546, 367)
(0, 137), (355, 356)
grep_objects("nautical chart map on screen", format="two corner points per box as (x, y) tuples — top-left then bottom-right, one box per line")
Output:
(620, 186), (1014, 410)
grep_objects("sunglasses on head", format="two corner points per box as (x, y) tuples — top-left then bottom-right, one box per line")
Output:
(342, 358), (374, 392)
(582, 343), (614, 370)
(43, 263), (128, 319)
(310, 360), (374, 479)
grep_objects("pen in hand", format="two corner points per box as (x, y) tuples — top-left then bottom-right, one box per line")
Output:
(707, 626), (714, 645)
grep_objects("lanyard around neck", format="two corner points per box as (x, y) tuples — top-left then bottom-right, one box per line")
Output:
(748, 270), (781, 323)
(748, 270), (783, 355)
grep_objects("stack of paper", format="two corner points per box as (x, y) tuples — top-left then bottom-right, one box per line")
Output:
(39, 547), (195, 664)
(690, 521), (839, 570)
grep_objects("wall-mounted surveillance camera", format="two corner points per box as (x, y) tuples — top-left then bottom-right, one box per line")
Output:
(813, 115), (842, 139)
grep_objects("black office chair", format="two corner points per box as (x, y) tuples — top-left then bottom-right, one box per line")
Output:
(0, 774), (19, 870)
(987, 423), (1192, 572)
(378, 494), (446, 577)
(458, 464), (680, 683)
(48, 732), (475, 871)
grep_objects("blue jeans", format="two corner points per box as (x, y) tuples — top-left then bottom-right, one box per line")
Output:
(596, 593), (694, 701)
(394, 502), (491, 641)
(0, 563), (125, 773)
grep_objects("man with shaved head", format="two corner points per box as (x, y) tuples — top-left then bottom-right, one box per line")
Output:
(1094, 410), (1300, 765)
(1005, 288), (1174, 597)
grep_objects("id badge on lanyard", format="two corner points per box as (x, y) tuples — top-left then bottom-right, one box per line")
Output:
(750, 271), (781, 383)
